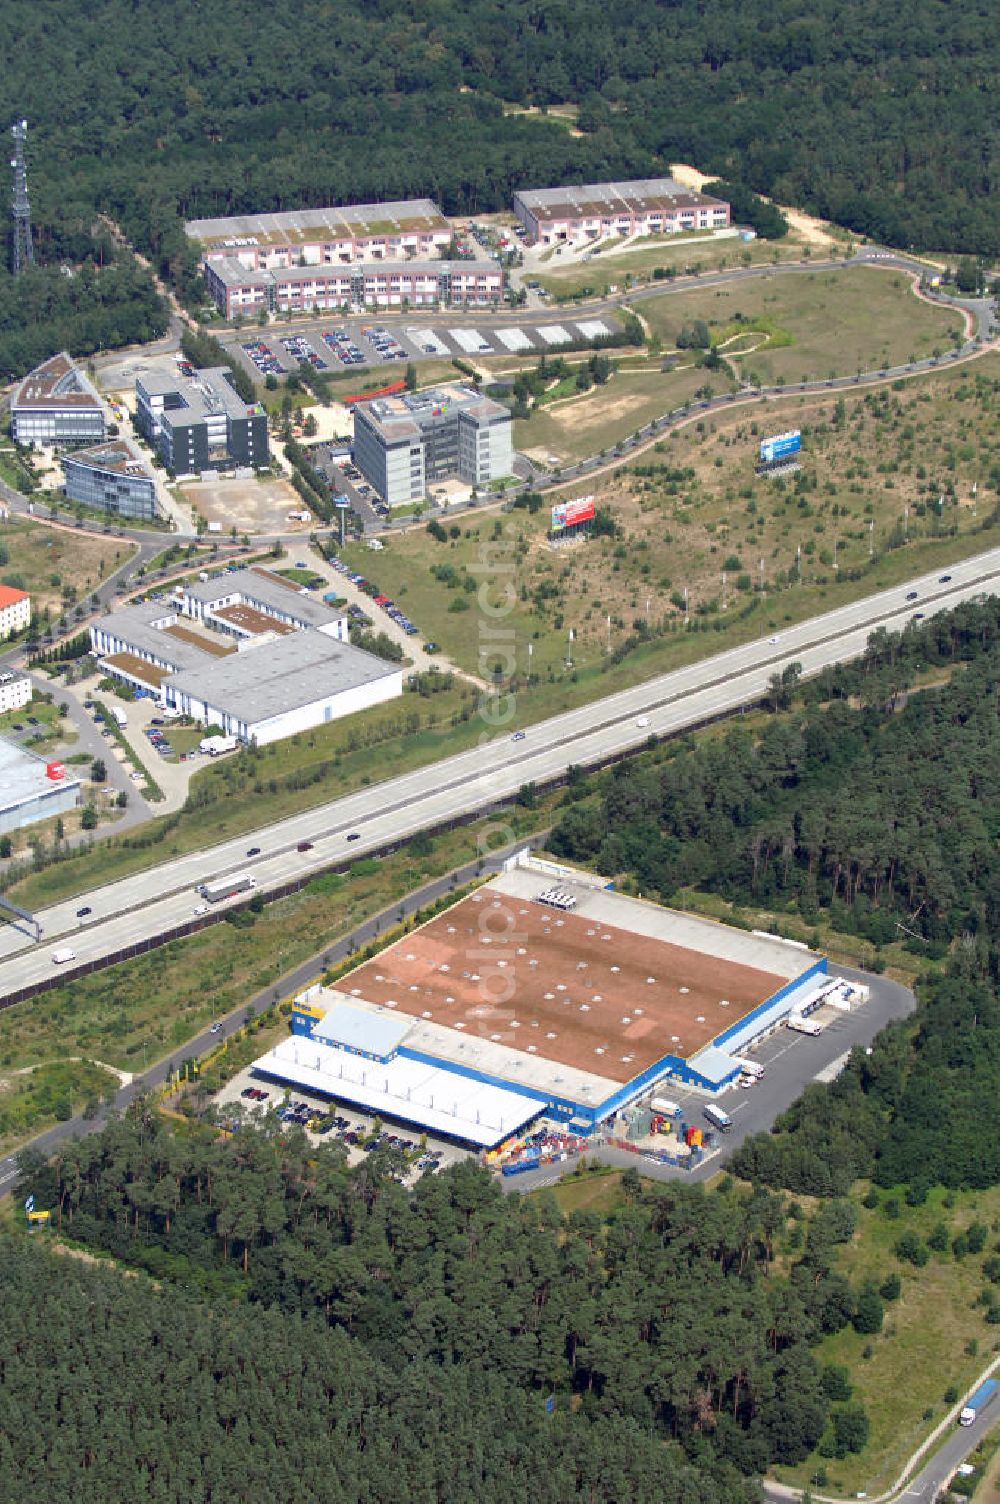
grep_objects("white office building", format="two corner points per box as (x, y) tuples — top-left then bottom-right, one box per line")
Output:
(353, 385), (513, 506)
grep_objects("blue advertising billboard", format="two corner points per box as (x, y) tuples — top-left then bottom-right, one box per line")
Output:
(759, 430), (801, 464)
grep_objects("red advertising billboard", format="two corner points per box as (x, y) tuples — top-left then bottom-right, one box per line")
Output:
(550, 496), (596, 532)
(45, 761), (65, 782)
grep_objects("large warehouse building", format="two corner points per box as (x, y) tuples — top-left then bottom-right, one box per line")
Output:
(90, 569), (401, 745)
(353, 385), (513, 506)
(512, 178), (730, 245)
(186, 199), (452, 271)
(0, 735), (82, 835)
(251, 855), (828, 1148)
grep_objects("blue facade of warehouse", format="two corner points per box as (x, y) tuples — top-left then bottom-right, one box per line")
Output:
(291, 955), (828, 1134)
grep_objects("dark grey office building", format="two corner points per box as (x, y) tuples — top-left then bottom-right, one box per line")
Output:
(135, 366), (268, 475)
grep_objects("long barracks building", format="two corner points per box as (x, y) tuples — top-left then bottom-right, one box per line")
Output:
(203, 258), (503, 318)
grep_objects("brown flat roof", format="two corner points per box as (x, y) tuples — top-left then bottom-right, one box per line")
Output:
(104, 652), (168, 688)
(164, 623), (236, 657)
(213, 603), (295, 636)
(343, 892), (785, 1085)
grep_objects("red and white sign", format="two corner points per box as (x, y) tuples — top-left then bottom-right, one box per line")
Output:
(550, 496), (596, 532)
(45, 761), (65, 782)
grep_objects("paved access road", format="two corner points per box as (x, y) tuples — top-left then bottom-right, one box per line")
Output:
(2, 546), (999, 999)
(763, 1389), (1000, 1504)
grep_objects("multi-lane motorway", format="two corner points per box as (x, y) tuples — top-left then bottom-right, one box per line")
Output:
(3, 545), (1000, 1001)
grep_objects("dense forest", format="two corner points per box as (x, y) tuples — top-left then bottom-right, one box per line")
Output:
(0, 258), (167, 381)
(552, 598), (1000, 949)
(5, 1105), (882, 1495)
(734, 962), (1000, 1198)
(0, 0), (995, 324)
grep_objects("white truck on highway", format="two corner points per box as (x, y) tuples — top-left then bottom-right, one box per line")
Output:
(51, 947), (76, 965)
(197, 873), (257, 904)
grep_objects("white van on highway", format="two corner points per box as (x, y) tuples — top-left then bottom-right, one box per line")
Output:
(51, 947), (76, 966)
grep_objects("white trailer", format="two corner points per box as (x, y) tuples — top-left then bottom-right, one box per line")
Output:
(200, 734), (238, 757)
(111, 706), (127, 728)
(51, 947), (76, 965)
(197, 873), (257, 904)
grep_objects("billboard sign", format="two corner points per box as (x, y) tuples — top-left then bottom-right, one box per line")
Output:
(550, 496), (596, 533)
(759, 430), (801, 465)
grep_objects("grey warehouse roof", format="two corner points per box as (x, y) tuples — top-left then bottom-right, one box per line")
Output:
(314, 1002), (412, 1058)
(186, 199), (449, 247)
(92, 603), (210, 674)
(165, 630), (400, 726)
(0, 735), (82, 815)
(185, 568), (344, 631)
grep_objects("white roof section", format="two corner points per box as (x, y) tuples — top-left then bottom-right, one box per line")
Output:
(314, 1001), (412, 1058)
(685, 1043), (743, 1087)
(308, 987), (625, 1107)
(0, 735), (82, 814)
(255, 1036), (540, 1148)
(166, 630), (400, 724)
(488, 869), (814, 980)
(184, 568), (344, 631)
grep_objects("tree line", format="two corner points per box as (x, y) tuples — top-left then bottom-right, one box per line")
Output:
(552, 597), (1000, 951)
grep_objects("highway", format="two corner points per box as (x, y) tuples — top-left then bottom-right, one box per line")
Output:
(2, 544), (999, 1000)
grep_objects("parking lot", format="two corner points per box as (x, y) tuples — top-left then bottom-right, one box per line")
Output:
(214, 1063), (469, 1180)
(226, 313), (624, 379)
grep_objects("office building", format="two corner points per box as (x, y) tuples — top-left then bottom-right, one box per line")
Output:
(203, 257), (503, 318)
(10, 352), (106, 447)
(62, 439), (159, 522)
(513, 178), (730, 245)
(135, 367), (268, 475)
(0, 670), (31, 715)
(89, 575), (399, 747)
(353, 385), (513, 506)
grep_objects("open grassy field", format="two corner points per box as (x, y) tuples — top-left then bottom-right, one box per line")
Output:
(771, 1180), (1000, 1497)
(641, 266), (960, 384)
(0, 517), (132, 619)
(546, 1168), (626, 1218)
(349, 355), (999, 679)
(535, 232), (806, 299)
(0, 1059), (121, 1158)
(515, 361), (718, 465)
